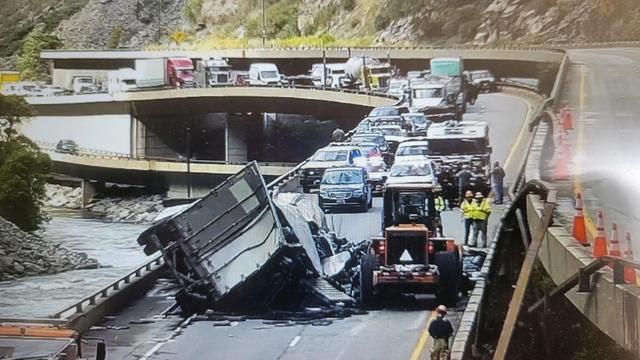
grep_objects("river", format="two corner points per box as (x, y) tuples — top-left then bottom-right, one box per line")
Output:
(0, 209), (150, 318)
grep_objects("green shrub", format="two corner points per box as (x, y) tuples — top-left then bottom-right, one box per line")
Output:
(0, 95), (51, 231)
(108, 25), (123, 49)
(183, 0), (203, 25)
(17, 24), (61, 81)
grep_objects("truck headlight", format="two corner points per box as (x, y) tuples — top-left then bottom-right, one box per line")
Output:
(319, 190), (329, 198)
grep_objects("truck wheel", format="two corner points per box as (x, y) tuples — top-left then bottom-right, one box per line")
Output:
(434, 251), (459, 307)
(359, 254), (377, 308)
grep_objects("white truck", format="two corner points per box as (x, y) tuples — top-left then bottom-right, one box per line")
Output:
(311, 63), (347, 89)
(194, 58), (233, 87)
(248, 63), (282, 86)
(135, 59), (165, 88)
(108, 68), (137, 94)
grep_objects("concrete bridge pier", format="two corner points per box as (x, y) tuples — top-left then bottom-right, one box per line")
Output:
(225, 114), (249, 163)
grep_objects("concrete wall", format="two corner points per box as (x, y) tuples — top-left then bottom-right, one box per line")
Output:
(526, 122), (640, 356)
(225, 114), (248, 163)
(20, 114), (132, 154)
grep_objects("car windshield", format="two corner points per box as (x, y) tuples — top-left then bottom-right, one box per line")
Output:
(390, 163), (431, 177)
(397, 144), (429, 157)
(407, 115), (427, 126)
(369, 108), (398, 117)
(359, 144), (378, 155)
(261, 71), (278, 79)
(312, 149), (348, 161)
(472, 71), (491, 79)
(428, 138), (486, 155)
(414, 88), (443, 98)
(378, 128), (402, 137)
(321, 170), (363, 185)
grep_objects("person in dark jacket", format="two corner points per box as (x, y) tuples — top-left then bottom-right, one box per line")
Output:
(456, 164), (472, 205)
(428, 305), (454, 360)
(491, 161), (506, 204)
(332, 128), (345, 142)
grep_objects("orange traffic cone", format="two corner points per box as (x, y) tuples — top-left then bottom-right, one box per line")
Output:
(609, 223), (621, 257)
(562, 107), (574, 130)
(572, 193), (588, 246)
(624, 233), (637, 285)
(593, 209), (608, 257)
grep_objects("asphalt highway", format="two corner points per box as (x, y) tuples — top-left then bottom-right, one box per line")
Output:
(560, 48), (640, 256)
(84, 92), (529, 360)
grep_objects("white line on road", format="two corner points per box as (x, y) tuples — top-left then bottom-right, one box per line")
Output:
(350, 320), (367, 336)
(140, 342), (167, 360)
(289, 335), (301, 347)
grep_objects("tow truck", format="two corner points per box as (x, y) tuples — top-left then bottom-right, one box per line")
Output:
(359, 180), (463, 307)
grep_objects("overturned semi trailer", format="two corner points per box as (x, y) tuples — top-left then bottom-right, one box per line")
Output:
(138, 162), (358, 314)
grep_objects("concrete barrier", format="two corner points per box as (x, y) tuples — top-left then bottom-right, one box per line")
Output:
(524, 118), (640, 356)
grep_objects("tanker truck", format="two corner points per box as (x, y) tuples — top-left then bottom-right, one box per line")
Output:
(343, 57), (391, 92)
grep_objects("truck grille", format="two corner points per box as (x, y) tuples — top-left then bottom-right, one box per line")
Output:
(217, 74), (229, 83)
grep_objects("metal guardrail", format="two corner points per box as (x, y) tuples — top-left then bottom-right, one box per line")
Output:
(49, 256), (164, 321)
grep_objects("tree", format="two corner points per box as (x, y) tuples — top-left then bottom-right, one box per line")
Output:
(0, 95), (51, 231)
(17, 23), (61, 81)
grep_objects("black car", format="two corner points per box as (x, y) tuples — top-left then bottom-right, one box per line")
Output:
(56, 139), (79, 154)
(318, 167), (373, 213)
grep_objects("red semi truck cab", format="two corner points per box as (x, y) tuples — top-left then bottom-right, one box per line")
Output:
(166, 58), (195, 88)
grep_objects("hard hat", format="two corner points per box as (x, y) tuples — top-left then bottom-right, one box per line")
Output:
(475, 192), (484, 198)
(434, 185), (443, 192)
(465, 190), (473, 197)
(436, 305), (447, 315)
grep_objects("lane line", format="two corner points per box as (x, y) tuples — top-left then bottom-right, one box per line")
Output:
(573, 64), (596, 236)
(409, 311), (437, 360)
(289, 335), (301, 347)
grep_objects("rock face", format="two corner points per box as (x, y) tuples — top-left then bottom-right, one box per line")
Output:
(0, 216), (98, 281)
(55, 0), (188, 49)
(44, 184), (82, 209)
(87, 195), (165, 223)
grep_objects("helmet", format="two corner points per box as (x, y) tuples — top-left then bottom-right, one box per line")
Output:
(475, 192), (484, 199)
(434, 185), (443, 192)
(465, 190), (473, 197)
(436, 305), (447, 315)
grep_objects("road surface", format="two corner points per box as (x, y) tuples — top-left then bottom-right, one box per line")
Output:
(84, 92), (530, 360)
(559, 48), (640, 257)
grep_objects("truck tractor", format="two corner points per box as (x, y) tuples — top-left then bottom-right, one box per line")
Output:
(194, 57), (233, 87)
(343, 57), (391, 92)
(359, 183), (463, 307)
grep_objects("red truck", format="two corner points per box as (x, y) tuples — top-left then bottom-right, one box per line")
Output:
(165, 57), (195, 88)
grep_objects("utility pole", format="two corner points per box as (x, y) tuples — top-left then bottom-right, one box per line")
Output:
(362, 55), (368, 90)
(261, 0), (267, 47)
(322, 41), (327, 90)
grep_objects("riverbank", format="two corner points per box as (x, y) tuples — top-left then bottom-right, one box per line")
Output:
(0, 216), (98, 281)
(44, 184), (165, 223)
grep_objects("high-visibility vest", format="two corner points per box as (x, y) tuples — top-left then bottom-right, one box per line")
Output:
(435, 196), (445, 212)
(473, 199), (492, 221)
(461, 200), (477, 219)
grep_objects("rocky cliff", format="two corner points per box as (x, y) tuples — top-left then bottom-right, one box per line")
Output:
(3, 0), (640, 54)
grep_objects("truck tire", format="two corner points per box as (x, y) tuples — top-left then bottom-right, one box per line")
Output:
(359, 254), (377, 308)
(434, 251), (459, 307)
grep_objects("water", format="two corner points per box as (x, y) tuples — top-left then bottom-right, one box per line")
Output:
(0, 209), (150, 318)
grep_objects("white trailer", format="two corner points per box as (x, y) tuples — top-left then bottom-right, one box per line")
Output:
(135, 59), (165, 88)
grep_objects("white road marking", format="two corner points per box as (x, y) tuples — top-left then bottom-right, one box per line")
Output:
(139, 342), (166, 360)
(350, 321), (367, 336)
(289, 335), (301, 347)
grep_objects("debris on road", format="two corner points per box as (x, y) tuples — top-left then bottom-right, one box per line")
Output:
(137, 162), (368, 316)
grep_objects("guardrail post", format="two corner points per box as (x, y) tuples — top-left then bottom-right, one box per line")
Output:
(146, 263), (152, 271)
(113, 282), (120, 291)
(76, 303), (83, 313)
(613, 262), (625, 285)
(124, 275), (131, 284)
(89, 295), (97, 305)
(102, 289), (109, 297)
(136, 269), (142, 277)
(578, 268), (592, 292)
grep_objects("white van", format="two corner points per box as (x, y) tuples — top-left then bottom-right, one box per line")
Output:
(108, 68), (138, 94)
(248, 63), (282, 86)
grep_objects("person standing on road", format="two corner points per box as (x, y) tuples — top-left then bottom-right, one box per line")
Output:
(471, 192), (492, 247)
(332, 127), (345, 142)
(456, 165), (472, 205)
(491, 161), (506, 204)
(460, 190), (476, 246)
(428, 305), (454, 360)
(433, 185), (446, 236)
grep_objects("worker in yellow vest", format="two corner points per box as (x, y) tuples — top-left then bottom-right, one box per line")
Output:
(460, 190), (477, 245)
(433, 185), (445, 236)
(471, 192), (492, 247)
